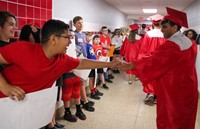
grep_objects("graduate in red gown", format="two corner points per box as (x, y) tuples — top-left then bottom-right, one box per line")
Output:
(120, 24), (141, 84)
(138, 16), (167, 105)
(119, 7), (198, 129)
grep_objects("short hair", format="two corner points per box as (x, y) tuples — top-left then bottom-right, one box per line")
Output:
(93, 35), (100, 40)
(101, 26), (107, 31)
(41, 19), (69, 44)
(85, 31), (92, 36)
(0, 11), (16, 27)
(73, 16), (83, 24)
(161, 19), (181, 31)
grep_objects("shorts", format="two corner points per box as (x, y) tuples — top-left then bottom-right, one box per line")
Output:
(62, 76), (81, 101)
(97, 68), (104, 74)
(88, 69), (95, 77)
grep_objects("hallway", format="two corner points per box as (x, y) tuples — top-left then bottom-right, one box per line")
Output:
(58, 72), (200, 129)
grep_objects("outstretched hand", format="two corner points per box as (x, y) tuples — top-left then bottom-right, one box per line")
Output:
(113, 58), (134, 71)
(1, 84), (25, 101)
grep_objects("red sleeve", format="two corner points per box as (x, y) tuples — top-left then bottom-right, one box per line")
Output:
(0, 42), (23, 64)
(133, 41), (181, 84)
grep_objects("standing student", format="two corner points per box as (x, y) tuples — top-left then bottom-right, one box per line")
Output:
(120, 24), (141, 84)
(20, 23), (65, 129)
(72, 16), (95, 112)
(0, 11), (17, 73)
(92, 35), (109, 90)
(119, 7), (198, 129)
(138, 17), (166, 105)
(85, 32), (103, 100)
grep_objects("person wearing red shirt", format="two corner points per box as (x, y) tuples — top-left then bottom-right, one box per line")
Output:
(119, 7), (198, 129)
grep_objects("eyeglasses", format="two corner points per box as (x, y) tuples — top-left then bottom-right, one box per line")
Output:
(57, 35), (74, 40)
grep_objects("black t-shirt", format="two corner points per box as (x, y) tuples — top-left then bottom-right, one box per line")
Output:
(0, 40), (10, 72)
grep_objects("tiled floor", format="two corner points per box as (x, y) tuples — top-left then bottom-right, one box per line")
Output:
(57, 72), (200, 129)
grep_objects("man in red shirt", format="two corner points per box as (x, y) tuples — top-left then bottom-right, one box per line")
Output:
(119, 7), (198, 129)
(0, 19), (120, 101)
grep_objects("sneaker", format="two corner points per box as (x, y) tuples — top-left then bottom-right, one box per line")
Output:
(105, 79), (113, 83)
(55, 122), (65, 129)
(134, 77), (139, 81)
(108, 74), (114, 79)
(63, 111), (77, 122)
(82, 102), (95, 112)
(90, 92), (100, 100)
(96, 90), (103, 96)
(128, 81), (132, 84)
(76, 110), (86, 120)
(144, 94), (155, 105)
(103, 84), (109, 90)
(80, 100), (95, 106)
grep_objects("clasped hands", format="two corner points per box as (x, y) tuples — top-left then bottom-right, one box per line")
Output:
(110, 58), (133, 70)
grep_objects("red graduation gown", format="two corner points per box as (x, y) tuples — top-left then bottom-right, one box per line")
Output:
(120, 37), (141, 74)
(138, 29), (166, 94)
(133, 34), (198, 129)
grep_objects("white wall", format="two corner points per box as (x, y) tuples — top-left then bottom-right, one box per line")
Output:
(185, 0), (200, 33)
(52, 0), (128, 31)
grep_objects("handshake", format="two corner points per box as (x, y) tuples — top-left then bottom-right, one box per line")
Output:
(110, 58), (134, 71)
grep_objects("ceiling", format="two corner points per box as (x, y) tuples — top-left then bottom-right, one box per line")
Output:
(104, 0), (195, 20)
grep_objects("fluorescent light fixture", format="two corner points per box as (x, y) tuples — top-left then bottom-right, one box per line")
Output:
(143, 9), (157, 13)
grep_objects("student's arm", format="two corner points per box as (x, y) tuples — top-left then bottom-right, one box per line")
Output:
(0, 54), (25, 101)
(76, 58), (120, 69)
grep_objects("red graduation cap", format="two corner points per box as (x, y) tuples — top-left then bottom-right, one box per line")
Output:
(164, 7), (188, 28)
(129, 24), (139, 31)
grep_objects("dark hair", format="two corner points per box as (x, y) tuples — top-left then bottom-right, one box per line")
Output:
(185, 29), (198, 40)
(73, 16), (83, 24)
(93, 35), (100, 40)
(161, 19), (181, 31)
(19, 25), (41, 43)
(41, 19), (69, 44)
(19, 25), (32, 41)
(101, 26), (107, 31)
(0, 11), (17, 27)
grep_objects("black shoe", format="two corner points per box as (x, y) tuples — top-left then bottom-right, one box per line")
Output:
(96, 90), (103, 96)
(90, 93), (100, 100)
(116, 70), (120, 74)
(80, 100), (95, 106)
(63, 111), (77, 122)
(55, 122), (65, 128)
(103, 84), (109, 90)
(45, 125), (56, 129)
(108, 74), (114, 79)
(105, 79), (113, 83)
(76, 110), (86, 120)
(82, 102), (95, 112)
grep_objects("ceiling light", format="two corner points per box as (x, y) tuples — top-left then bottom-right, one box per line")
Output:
(143, 9), (157, 13)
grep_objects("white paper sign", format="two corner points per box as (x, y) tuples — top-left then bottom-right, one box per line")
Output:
(196, 45), (200, 92)
(0, 85), (57, 129)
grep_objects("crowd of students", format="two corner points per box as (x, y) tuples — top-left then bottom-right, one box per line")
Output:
(0, 6), (199, 129)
